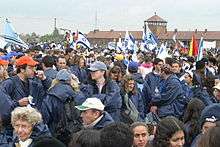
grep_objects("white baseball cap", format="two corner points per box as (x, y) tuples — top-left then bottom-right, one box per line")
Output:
(75, 98), (105, 111)
(214, 83), (220, 91)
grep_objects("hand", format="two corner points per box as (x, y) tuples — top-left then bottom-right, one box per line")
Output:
(150, 106), (158, 114)
(18, 97), (29, 106)
(36, 70), (46, 80)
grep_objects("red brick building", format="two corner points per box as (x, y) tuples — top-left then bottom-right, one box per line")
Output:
(87, 14), (220, 48)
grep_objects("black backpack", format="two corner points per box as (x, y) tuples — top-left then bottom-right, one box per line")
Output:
(55, 97), (82, 145)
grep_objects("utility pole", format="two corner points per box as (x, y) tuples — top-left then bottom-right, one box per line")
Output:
(54, 18), (57, 30)
(144, 21), (147, 33)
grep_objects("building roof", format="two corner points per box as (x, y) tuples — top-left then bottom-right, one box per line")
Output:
(87, 30), (142, 39)
(87, 30), (220, 40)
(146, 13), (167, 23)
(159, 31), (220, 40)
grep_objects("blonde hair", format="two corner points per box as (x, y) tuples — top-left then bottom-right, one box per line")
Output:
(49, 77), (79, 91)
(11, 107), (42, 126)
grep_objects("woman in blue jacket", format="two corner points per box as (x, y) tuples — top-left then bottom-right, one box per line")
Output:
(41, 69), (86, 145)
(120, 75), (145, 123)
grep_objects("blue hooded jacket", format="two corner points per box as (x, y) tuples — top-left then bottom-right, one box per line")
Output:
(142, 72), (162, 112)
(151, 74), (189, 118)
(0, 89), (14, 126)
(41, 82), (85, 136)
(0, 76), (48, 110)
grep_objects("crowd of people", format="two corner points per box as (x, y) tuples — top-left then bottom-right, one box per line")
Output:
(0, 45), (220, 147)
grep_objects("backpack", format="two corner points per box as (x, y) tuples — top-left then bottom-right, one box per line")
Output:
(121, 93), (139, 124)
(55, 97), (82, 145)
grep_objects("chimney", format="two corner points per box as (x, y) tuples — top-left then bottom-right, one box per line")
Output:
(195, 29), (197, 33)
(204, 29), (207, 33)
(174, 29), (178, 33)
(110, 29), (114, 32)
(94, 29), (99, 33)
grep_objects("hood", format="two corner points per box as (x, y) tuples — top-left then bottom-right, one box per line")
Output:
(48, 82), (76, 102)
(30, 122), (51, 140)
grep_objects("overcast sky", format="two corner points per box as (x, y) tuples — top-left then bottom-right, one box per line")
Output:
(0, 0), (219, 35)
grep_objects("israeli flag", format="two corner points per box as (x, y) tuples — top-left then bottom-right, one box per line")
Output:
(1, 19), (28, 49)
(122, 31), (136, 52)
(157, 42), (169, 60)
(122, 31), (129, 52)
(75, 32), (91, 49)
(128, 33), (135, 51)
(141, 29), (158, 51)
(116, 37), (122, 51)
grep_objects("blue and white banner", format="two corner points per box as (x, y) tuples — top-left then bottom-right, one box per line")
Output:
(1, 19), (28, 49)
(116, 37), (122, 52)
(0, 37), (7, 49)
(157, 42), (169, 60)
(75, 32), (91, 49)
(108, 42), (116, 50)
(122, 31), (136, 52)
(141, 30), (158, 51)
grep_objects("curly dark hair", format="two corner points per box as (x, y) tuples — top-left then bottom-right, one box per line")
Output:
(183, 98), (205, 145)
(153, 116), (185, 147)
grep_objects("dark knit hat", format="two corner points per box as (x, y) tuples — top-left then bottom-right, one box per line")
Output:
(196, 60), (206, 70)
(200, 104), (220, 127)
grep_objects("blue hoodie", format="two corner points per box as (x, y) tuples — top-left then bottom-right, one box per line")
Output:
(0, 76), (48, 110)
(41, 82), (85, 136)
(151, 74), (189, 118)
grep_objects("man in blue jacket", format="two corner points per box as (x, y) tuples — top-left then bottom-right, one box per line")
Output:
(75, 98), (114, 129)
(142, 58), (164, 113)
(0, 56), (49, 110)
(81, 61), (122, 121)
(150, 64), (189, 119)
